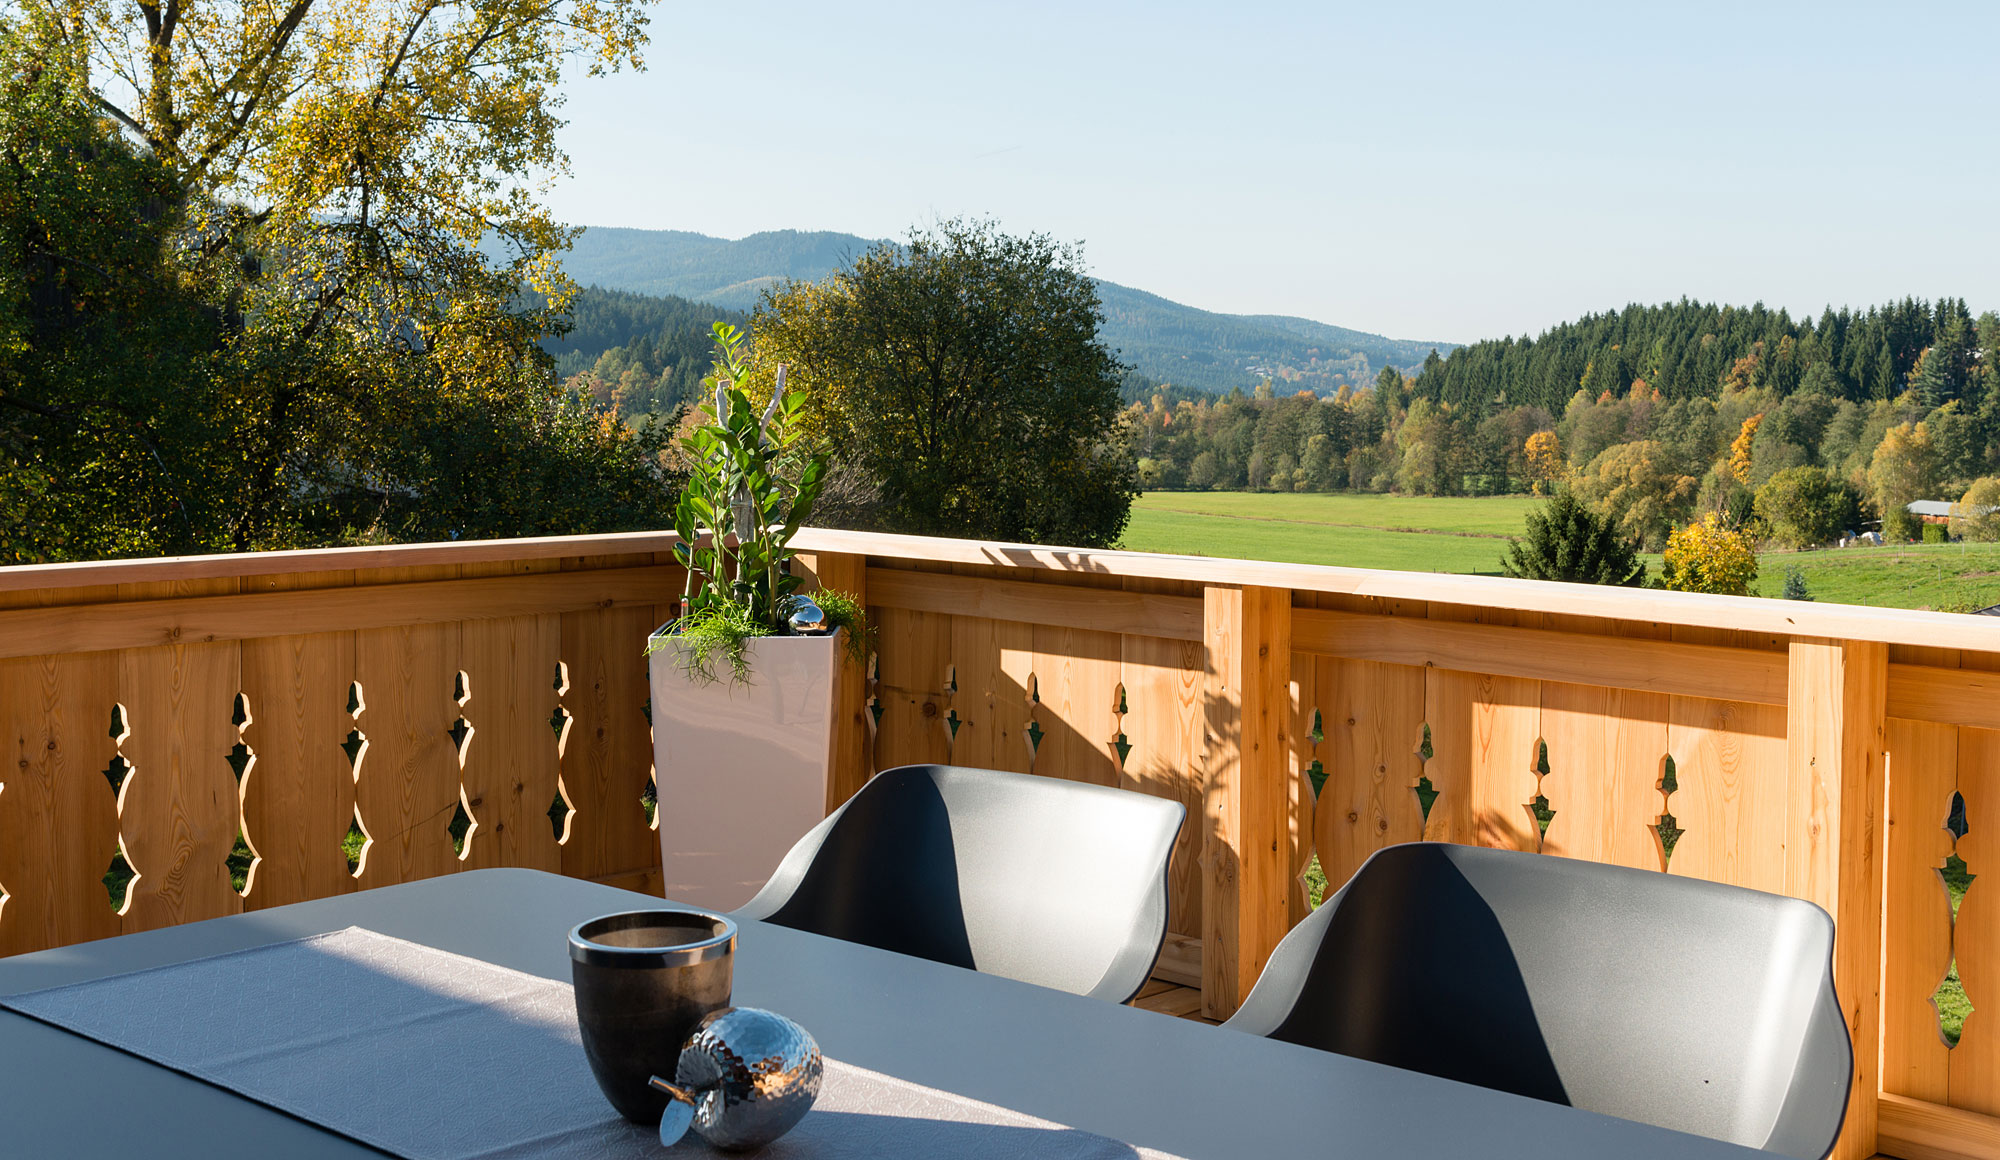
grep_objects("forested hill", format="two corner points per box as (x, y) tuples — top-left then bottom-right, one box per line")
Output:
(546, 287), (747, 414)
(546, 226), (1454, 395)
(1413, 298), (1981, 414)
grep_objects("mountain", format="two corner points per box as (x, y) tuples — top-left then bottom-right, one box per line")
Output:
(557, 228), (876, 310)
(546, 227), (1455, 394)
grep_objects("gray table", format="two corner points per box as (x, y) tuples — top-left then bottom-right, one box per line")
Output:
(0, 868), (1767, 1159)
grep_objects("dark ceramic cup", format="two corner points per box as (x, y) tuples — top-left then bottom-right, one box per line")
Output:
(569, 909), (736, 1122)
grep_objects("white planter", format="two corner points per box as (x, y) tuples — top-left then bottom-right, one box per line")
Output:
(650, 632), (839, 910)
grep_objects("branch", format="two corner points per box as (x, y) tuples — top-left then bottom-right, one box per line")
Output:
(92, 93), (151, 143)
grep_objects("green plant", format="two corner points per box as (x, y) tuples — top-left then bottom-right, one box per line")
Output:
(1782, 567), (1813, 601)
(654, 323), (832, 682)
(1500, 491), (1647, 586)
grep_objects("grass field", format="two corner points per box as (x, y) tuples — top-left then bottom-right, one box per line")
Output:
(1122, 491), (2000, 613)
(1122, 492), (1537, 574)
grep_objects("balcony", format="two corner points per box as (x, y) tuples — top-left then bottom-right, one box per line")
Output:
(3, 527), (1999, 1160)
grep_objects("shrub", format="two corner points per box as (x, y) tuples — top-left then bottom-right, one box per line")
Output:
(1660, 514), (1759, 596)
(1500, 491), (1648, 586)
(1924, 522), (1949, 544)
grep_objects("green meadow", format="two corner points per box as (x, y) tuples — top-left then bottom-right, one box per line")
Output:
(1121, 491), (2000, 613)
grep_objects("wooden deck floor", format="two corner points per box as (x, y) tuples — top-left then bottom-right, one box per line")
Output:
(1130, 977), (1219, 1025)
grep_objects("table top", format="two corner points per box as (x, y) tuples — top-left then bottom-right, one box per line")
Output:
(0, 868), (1768, 1160)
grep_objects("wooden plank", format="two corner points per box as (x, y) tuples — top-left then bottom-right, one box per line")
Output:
(1131, 982), (1206, 1020)
(238, 631), (357, 909)
(871, 606), (952, 772)
(0, 567), (679, 660)
(1463, 672), (1543, 853)
(1201, 585), (1291, 1021)
(1418, 635), (1541, 855)
(1293, 607), (1788, 705)
(0, 532), (683, 593)
(1029, 624), (1121, 788)
(946, 614), (1033, 775)
(1314, 657), (1427, 890)
(866, 568), (1203, 642)
(1954, 727), (2000, 1117)
(1882, 718), (1958, 1103)
(1784, 638), (1888, 1160)
(456, 614), (564, 874)
(1879, 1092), (2000, 1160)
(350, 621), (463, 889)
(795, 551), (872, 811)
(1152, 931), (1202, 989)
(1537, 682), (1671, 870)
(1893, 665), (2000, 730)
(558, 604), (661, 887)
(1662, 696), (1789, 892)
(115, 642), (243, 932)
(0, 652), (122, 955)
(1121, 631), (1206, 942)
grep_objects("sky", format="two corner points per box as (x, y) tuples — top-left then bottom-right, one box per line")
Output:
(549, 0), (2000, 345)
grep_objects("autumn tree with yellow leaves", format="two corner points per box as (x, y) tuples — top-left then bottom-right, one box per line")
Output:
(1523, 430), (1564, 495)
(1660, 514), (1759, 595)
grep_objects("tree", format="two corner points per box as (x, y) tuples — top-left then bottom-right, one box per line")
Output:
(1728, 414), (1762, 484)
(1571, 441), (1698, 550)
(1500, 491), (1647, 586)
(1524, 430), (1564, 495)
(1869, 421), (1938, 542)
(1754, 466), (1859, 550)
(754, 219), (1136, 546)
(2, 0), (667, 559)
(1660, 515), (1759, 595)
(1952, 477), (2000, 542)
(1187, 450), (1222, 491)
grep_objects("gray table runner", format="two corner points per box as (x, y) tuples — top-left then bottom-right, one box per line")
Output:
(2, 927), (1179, 1160)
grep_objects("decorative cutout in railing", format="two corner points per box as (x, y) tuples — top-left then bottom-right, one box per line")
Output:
(102, 704), (134, 914)
(1651, 755), (1683, 870)
(1413, 723), (1438, 828)
(228, 694), (258, 897)
(549, 663), (575, 842)
(1525, 739), (1555, 852)
(346, 682), (372, 879)
(1935, 791), (1975, 1047)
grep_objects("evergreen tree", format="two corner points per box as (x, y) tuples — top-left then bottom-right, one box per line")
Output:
(1500, 492), (1648, 586)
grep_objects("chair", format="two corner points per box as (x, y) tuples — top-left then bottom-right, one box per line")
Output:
(1222, 842), (1851, 1160)
(735, 763), (1185, 1003)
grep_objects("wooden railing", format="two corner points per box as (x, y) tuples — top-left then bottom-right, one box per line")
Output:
(5, 528), (2000, 1160)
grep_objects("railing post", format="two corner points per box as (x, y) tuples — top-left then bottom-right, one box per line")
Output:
(1202, 584), (1292, 1020)
(1787, 637), (1888, 1160)
(795, 551), (872, 813)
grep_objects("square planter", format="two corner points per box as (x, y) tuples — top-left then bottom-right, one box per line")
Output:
(649, 631), (839, 910)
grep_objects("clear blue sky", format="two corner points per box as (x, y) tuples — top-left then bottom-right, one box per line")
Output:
(549, 0), (2000, 345)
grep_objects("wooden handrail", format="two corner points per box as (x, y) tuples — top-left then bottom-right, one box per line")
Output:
(791, 527), (2000, 653)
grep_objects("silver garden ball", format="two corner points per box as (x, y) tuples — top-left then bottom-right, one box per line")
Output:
(786, 596), (832, 635)
(651, 1007), (822, 1151)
